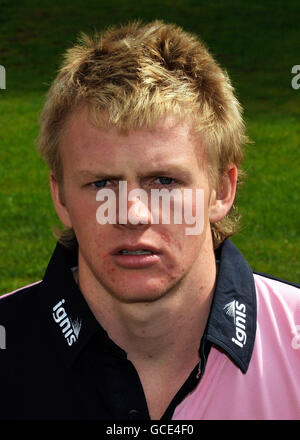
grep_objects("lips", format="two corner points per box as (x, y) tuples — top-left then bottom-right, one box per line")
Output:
(111, 243), (161, 268)
(111, 244), (161, 255)
(119, 249), (153, 255)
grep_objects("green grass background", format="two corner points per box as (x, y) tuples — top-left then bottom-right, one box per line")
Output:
(0, 0), (299, 294)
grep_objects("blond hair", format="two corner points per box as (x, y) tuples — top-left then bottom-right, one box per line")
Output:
(38, 20), (248, 249)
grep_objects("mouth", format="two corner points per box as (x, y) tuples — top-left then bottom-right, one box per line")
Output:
(112, 244), (161, 256)
(118, 249), (154, 255)
(111, 245), (161, 268)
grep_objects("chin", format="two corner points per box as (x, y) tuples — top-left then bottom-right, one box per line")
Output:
(105, 278), (176, 304)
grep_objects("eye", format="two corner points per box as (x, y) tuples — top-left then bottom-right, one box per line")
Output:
(154, 177), (175, 185)
(91, 179), (111, 188)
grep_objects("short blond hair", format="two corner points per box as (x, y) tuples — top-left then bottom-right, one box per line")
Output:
(38, 20), (248, 249)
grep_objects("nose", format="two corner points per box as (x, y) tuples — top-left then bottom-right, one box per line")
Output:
(117, 187), (153, 229)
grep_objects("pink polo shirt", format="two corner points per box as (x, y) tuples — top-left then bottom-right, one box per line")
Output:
(172, 273), (300, 420)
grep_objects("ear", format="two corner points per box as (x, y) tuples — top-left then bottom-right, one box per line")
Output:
(209, 165), (238, 223)
(49, 171), (73, 228)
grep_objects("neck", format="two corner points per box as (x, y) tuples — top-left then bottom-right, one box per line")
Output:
(76, 235), (217, 366)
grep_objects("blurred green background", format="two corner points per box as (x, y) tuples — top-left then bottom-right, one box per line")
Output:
(0, 0), (299, 294)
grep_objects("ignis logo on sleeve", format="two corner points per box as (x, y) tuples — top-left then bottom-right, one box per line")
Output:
(52, 299), (81, 346)
(223, 300), (247, 348)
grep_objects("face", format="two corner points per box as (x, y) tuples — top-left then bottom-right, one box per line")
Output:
(51, 106), (235, 304)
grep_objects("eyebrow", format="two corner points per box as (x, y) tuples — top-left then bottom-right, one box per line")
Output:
(74, 170), (124, 180)
(74, 166), (193, 181)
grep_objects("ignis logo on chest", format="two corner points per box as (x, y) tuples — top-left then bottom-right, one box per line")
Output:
(52, 299), (81, 346)
(223, 300), (247, 348)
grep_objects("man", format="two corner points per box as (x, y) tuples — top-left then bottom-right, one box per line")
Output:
(0, 20), (299, 420)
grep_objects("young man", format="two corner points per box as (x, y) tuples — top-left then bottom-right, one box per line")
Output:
(0, 20), (299, 420)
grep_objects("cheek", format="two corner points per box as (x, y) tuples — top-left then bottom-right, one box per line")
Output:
(101, 259), (117, 283)
(171, 221), (207, 264)
(184, 187), (210, 220)
(159, 226), (202, 273)
(68, 198), (99, 232)
(86, 229), (118, 282)
(159, 229), (183, 253)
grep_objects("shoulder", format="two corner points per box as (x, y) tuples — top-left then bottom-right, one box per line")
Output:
(253, 271), (299, 289)
(253, 271), (300, 307)
(0, 280), (43, 303)
(253, 272), (300, 350)
(0, 281), (43, 325)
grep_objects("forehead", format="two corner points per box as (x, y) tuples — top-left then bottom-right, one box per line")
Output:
(59, 106), (205, 174)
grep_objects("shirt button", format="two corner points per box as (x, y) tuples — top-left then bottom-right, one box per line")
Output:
(128, 409), (140, 419)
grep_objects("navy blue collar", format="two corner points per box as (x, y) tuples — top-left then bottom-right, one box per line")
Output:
(204, 239), (257, 373)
